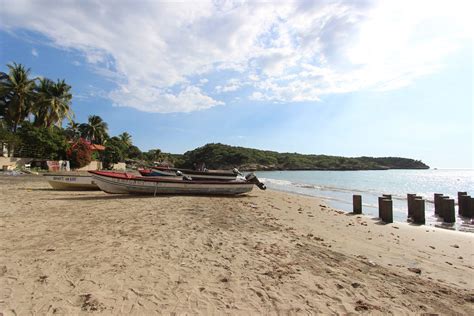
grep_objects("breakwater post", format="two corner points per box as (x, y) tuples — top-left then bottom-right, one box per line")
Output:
(458, 192), (467, 216)
(442, 198), (456, 223)
(469, 197), (474, 218)
(353, 195), (362, 214)
(378, 194), (392, 218)
(439, 196), (450, 219)
(461, 195), (474, 218)
(412, 198), (425, 224)
(380, 198), (393, 223)
(407, 194), (417, 218)
(378, 197), (383, 218)
(434, 193), (443, 215)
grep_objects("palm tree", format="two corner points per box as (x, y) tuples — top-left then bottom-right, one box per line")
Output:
(80, 115), (109, 144)
(0, 63), (37, 132)
(34, 78), (73, 128)
(64, 120), (81, 140)
(118, 132), (132, 146)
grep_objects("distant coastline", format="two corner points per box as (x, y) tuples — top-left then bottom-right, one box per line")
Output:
(239, 166), (430, 172)
(173, 143), (430, 171)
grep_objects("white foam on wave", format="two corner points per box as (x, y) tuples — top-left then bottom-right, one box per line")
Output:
(259, 178), (293, 186)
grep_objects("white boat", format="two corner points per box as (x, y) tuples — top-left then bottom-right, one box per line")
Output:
(89, 171), (265, 195)
(44, 173), (99, 190)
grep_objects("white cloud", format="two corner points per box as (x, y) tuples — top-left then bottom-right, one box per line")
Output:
(1, 0), (472, 112)
(215, 78), (242, 93)
(109, 84), (223, 113)
(31, 48), (38, 57)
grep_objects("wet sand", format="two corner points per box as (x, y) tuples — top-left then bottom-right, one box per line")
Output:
(0, 174), (473, 314)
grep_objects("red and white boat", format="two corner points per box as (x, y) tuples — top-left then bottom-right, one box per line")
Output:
(89, 171), (265, 195)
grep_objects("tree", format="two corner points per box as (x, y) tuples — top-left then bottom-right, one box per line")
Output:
(0, 63), (37, 132)
(64, 120), (81, 141)
(118, 132), (132, 147)
(15, 122), (68, 160)
(34, 78), (73, 128)
(67, 138), (92, 169)
(79, 115), (109, 144)
(0, 72), (8, 120)
(143, 149), (162, 162)
(102, 137), (126, 169)
(126, 145), (142, 160)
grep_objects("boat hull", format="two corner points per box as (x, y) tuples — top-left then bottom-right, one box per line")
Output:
(90, 171), (254, 195)
(44, 174), (99, 190)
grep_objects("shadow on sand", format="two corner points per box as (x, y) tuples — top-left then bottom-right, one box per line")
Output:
(53, 193), (257, 201)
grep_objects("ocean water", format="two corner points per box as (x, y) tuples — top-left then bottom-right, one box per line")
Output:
(255, 169), (474, 232)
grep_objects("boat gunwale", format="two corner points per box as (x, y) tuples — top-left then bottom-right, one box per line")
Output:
(43, 173), (93, 178)
(152, 166), (237, 177)
(89, 171), (251, 186)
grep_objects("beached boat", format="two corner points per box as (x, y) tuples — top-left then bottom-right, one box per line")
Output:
(44, 173), (99, 190)
(141, 166), (242, 181)
(89, 171), (265, 195)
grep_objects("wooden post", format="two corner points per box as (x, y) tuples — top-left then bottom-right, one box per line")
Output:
(407, 194), (416, 218)
(443, 199), (456, 223)
(378, 197), (383, 219)
(380, 198), (393, 223)
(463, 196), (474, 218)
(458, 192), (467, 216)
(353, 195), (362, 214)
(439, 196), (449, 219)
(434, 193), (443, 215)
(459, 194), (472, 218)
(413, 198), (425, 224)
(379, 195), (392, 218)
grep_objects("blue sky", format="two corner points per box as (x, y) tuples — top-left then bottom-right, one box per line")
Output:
(0, 0), (472, 168)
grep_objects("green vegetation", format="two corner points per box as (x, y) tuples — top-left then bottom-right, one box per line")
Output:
(176, 143), (429, 171)
(78, 115), (109, 145)
(15, 122), (69, 160)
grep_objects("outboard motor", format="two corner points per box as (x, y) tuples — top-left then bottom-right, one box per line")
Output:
(176, 170), (183, 176)
(245, 173), (266, 190)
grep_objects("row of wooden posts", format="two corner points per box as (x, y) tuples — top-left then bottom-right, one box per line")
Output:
(352, 191), (473, 224)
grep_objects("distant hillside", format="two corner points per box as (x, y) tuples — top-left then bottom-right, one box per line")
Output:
(173, 143), (429, 171)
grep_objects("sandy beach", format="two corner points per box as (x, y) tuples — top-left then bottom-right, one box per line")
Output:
(0, 174), (473, 315)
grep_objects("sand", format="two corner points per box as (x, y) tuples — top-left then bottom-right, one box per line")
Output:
(0, 174), (473, 315)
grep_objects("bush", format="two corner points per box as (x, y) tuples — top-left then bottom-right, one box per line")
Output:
(15, 122), (68, 159)
(102, 143), (124, 169)
(67, 139), (92, 169)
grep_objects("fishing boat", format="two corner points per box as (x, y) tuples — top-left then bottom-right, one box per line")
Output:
(139, 166), (243, 181)
(43, 173), (99, 190)
(89, 170), (265, 195)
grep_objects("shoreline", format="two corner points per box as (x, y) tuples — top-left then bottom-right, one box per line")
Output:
(266, 185), (474, 233)
(0, 175), (473, 314)
(257, 170), (474, 233)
